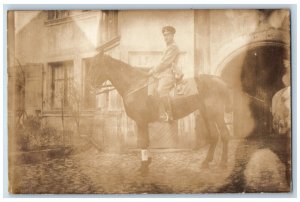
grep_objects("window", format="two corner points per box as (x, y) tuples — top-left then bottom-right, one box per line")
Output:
(47, 10), (90, 21)
(100, 10), (118, 43)
(48, 10), (71, 20)
(82, 58), (96, 109)
(50, 61), (74, 109)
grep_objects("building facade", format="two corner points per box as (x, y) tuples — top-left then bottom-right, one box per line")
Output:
(8, 9), (290, 151)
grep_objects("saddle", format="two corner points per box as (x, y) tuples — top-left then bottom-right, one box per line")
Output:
(147, 76), (199, 122)
(147, 77), (199, 97)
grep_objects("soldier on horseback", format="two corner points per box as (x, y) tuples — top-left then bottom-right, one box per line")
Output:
(148, 25), (183, 122)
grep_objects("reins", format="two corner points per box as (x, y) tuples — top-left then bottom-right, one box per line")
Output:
(124, 76), (158, 97)
(89, 54), (158, 97)
(91, 77), (156, 96)
(90, 83), (116, 95)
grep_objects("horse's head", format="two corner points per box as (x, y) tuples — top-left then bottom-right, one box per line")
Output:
(87, 52), (150, 96)
(87, 52), (109, 92)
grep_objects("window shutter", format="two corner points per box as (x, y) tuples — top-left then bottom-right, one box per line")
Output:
(24, 63), (43, 115)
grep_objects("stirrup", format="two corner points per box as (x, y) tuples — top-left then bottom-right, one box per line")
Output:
(160, 112), (169, 122)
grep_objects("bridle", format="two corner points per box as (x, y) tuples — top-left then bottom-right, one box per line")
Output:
(89, 55), (117, 95)
(90, 54), (157, 97)
(90, 82), (116, 95)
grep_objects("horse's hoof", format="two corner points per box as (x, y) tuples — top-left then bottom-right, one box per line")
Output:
(138, 165), (149, 177)
(139, 168), (149, 177)
(137, 158), (152, 176)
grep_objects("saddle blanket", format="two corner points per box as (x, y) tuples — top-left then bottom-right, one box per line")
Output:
(148, 77), (199, 97)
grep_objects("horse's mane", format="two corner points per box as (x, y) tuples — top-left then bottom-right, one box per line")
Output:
(104, 55), (149, 78)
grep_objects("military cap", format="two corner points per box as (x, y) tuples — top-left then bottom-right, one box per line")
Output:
(162, 26), (176, 34)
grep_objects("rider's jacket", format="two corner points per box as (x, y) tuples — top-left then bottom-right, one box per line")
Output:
(153, 41), (182, 79)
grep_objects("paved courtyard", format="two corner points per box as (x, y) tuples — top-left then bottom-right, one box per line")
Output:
(10, 140), (241, 194)
(10, 134), (291, 195)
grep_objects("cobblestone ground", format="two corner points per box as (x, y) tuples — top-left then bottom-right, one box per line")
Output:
(10, 139), (249, 194)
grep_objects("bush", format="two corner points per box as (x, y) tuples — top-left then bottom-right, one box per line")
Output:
(15, 115), (41, 151)
(40, 127), (63, 148)
(23, 115), (41, 131)
(15, 115), (70, 151)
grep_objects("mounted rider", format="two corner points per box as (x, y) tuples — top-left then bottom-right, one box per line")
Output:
(148, 25), (184, 122)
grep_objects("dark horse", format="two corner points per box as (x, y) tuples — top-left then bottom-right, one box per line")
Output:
(88, 53), (232, 175)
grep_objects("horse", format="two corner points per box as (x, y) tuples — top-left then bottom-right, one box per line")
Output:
(271, 86), (291, 135)
(88, 53), (232, 175)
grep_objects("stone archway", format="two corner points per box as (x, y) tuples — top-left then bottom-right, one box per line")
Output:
(218, 40), (289, 137)
(215, 28), (290, 76)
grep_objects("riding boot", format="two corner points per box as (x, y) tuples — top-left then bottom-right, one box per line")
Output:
(158, 101), (169, 122)
(164, 96), (173, 122)
(158, 96), (173, 122)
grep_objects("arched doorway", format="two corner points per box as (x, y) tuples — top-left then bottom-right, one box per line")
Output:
(220, 43), (289, 137)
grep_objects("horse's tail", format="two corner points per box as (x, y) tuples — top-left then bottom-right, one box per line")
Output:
(223, 84), (233, 113)
(195, 74), (233, 113)
(213, 77), (233, 113)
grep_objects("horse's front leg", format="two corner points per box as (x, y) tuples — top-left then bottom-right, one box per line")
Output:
(136, 123), (152, 176)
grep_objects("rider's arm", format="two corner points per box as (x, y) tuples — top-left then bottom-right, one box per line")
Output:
(152, 45), (179, 74)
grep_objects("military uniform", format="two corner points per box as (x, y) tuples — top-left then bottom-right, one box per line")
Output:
(149, 26), (183, 121)
(153, 41), (181, 96)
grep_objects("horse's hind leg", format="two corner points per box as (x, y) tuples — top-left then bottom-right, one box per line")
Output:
(202, 121), (219, 168)
(215, 114), (230, 167)
(197, 98), (219, 168)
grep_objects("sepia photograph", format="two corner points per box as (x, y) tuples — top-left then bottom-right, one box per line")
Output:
(7, 8), (292, 194)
